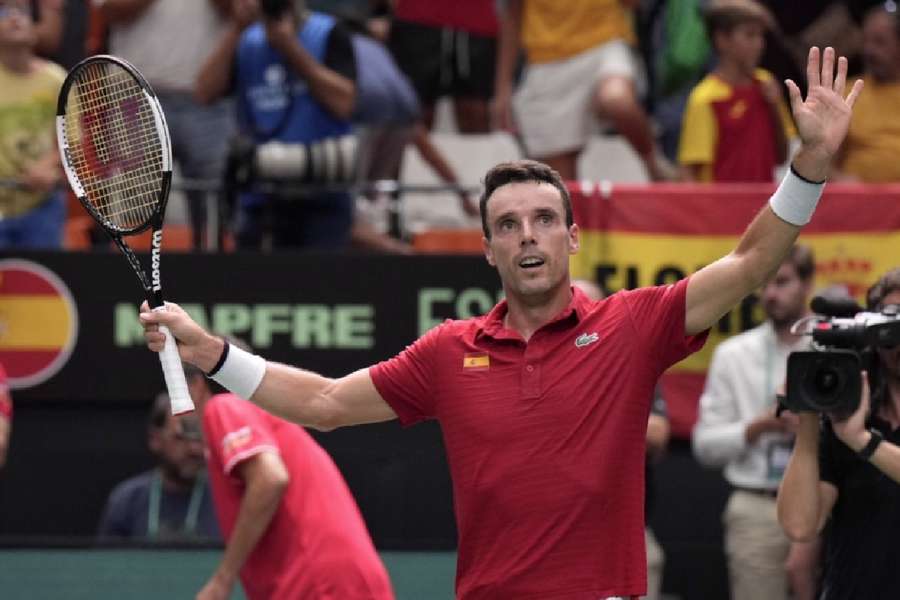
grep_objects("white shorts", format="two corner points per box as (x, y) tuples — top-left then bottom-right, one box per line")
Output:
(514, 40), (644, 158)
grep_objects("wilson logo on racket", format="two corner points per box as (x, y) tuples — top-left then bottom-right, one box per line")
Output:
(151, 230), (162, 292)
(0, 260), (79, 390)
(81, 97), (145, 178)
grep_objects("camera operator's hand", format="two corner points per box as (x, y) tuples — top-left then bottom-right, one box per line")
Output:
(831, 371), (870, 452)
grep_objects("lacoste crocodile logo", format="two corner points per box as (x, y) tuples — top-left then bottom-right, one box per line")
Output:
(575, 332), (600, 348)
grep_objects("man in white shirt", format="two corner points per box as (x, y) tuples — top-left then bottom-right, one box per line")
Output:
(693, 245), (816, 600)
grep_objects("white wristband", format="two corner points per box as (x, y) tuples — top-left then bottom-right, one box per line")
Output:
(210, 343), (267, 401)
(768, 168), (825, 226)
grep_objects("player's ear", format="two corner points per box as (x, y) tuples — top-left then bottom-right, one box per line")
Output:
(483, 235), (496, 267)
(568, 223), (579, 255)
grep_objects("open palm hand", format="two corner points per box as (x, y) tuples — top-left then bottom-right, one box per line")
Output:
(786, 47), (864, 159)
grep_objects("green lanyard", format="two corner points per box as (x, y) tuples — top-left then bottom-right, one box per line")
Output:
(147, 471), (205, 538)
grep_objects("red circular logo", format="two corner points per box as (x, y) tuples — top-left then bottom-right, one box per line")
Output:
(0, 260), (79, 389)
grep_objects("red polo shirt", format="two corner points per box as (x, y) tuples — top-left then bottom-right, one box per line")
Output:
(370, 278), (706, 600)
(203, 394), (394, 600)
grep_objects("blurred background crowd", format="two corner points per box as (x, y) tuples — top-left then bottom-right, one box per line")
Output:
(1, 0), (897, 254)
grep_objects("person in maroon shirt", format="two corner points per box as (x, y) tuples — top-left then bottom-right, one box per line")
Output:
(141, 47), (861, 600)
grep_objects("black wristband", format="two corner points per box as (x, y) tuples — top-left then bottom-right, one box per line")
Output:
(857, 428), (884, 461)
(205, 338), (230, 377)
(789, 164), (827, 185)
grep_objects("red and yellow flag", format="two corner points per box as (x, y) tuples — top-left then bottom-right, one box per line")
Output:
(463, 353), (490, 369)
(0, 260), (78, 389)
(569, 182), (900, 435)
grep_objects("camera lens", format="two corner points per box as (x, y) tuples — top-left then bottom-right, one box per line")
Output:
(814, 367), (842, 395)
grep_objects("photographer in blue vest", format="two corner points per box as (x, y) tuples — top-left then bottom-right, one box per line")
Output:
(196, 0), (356, 249)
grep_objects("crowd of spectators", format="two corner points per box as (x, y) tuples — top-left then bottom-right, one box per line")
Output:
(0, 0), (896, 252)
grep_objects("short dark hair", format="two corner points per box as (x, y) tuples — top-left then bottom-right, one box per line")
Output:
(784, 244), (815, 281)
(867, 267), (900, 310)
(705, 0), (775, 43)
(479, 160), (573, 239)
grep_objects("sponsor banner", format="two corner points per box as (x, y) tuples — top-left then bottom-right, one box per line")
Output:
(570, 183), (900, 434)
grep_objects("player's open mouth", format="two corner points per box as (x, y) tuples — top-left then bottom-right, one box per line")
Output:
(518, 256), (545, 269)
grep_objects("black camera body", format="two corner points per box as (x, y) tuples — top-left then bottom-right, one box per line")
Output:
(784, 298), (900, 420)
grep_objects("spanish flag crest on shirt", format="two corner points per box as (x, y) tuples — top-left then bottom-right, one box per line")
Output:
(463, 353), (490, 370)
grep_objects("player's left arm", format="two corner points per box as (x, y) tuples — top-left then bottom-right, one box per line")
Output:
(197, 451), (289, 600)
(686, 47), (863, 335)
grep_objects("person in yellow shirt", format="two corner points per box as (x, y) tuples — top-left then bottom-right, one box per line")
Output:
(0, 0), (65, 249)
(492, 0), (674, 182)
(833, 3), (900, 182)
(678, 0), (796, 183)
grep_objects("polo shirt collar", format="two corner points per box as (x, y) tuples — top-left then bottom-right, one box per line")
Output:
(476, 286), (592, 341)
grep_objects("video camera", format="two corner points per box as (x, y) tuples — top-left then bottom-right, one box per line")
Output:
(784, 296), (900, 420)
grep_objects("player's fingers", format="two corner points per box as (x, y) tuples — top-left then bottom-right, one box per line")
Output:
(140, 300), (150, 313)
(785, 79), (803, 113)
(162, 300), (183, 314)
(806, 47), (820, 88)
(834, 56), (848, 95)
(846, 79), (864, 108)
(145, 330), (166, 351)
(820, 46), (834, 90)
(139, 308), (177, 327)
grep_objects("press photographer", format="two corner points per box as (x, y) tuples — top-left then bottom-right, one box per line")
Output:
(777, 268), (900, 599)
(195, 0), (358, 249)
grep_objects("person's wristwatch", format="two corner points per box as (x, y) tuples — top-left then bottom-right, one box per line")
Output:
(857, 428), (884, 461)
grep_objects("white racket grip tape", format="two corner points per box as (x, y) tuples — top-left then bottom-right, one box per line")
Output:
(153, 306), (194, 415)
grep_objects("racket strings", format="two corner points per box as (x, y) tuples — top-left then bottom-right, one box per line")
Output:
(62, 61), (165, 231)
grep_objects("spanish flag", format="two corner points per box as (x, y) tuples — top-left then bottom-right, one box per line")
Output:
(463, 353), (489, 369)
(0, 262), (77, 387)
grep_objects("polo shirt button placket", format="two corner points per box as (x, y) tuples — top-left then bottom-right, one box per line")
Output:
(522, 361), (540, 398)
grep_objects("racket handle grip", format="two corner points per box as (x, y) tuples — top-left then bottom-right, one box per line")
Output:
(154, 313), (194, 415)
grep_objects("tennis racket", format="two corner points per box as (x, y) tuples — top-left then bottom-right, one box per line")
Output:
(56, 55), (193, 415)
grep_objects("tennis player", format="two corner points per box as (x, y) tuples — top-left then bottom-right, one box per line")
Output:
(182, 364), (394, 600)
(143, 47), (861, 600)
